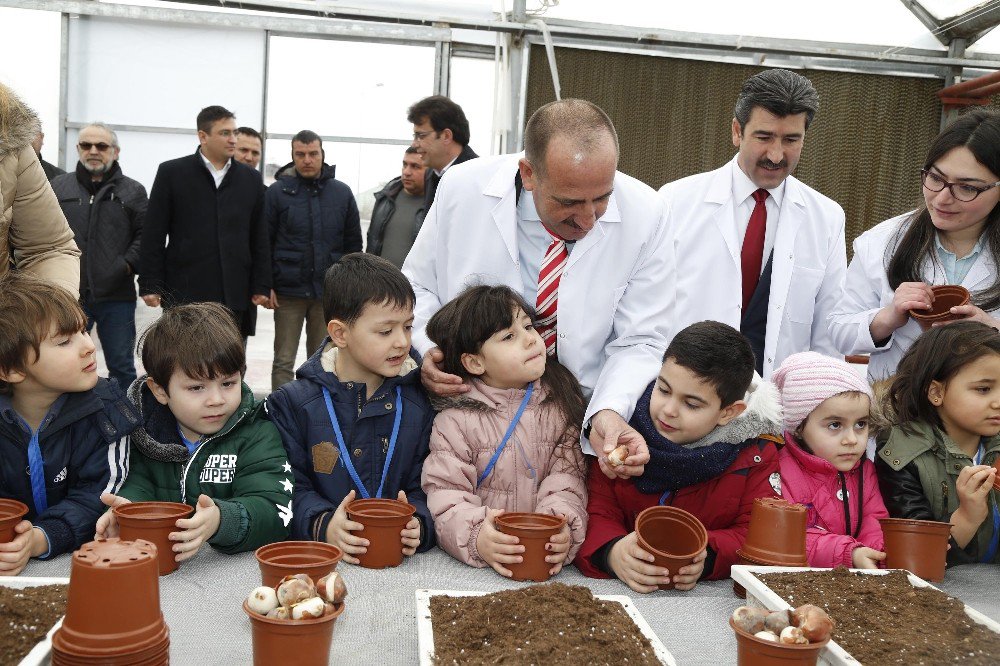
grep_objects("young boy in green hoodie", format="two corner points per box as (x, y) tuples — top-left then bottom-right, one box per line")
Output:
(96, 303), (291, 564)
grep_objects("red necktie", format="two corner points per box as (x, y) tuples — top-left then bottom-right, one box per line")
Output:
(536, 232), (568, 356)
(741, 189), (769, 312)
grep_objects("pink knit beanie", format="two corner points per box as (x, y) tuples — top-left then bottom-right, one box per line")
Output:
(771, 351), (874, 433)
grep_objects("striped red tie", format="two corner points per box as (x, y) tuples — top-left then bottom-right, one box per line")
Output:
(536, 232), (568, 356)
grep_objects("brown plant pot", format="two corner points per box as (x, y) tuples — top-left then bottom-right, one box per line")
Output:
(255, 541), (344, 588)
(732, 549), (808, 598)
(909, 285), (971, 330)
(244, 599), (343, 666)
(114, 501), (193, 575)
(0, 498), (29, 543)
(634, 506), (709, 591)
(53, 538), (168, 661)
(741, 498), (808, 565)
(730, 617), (828, 665)
(346, 498), (415, 569)
(879, 517), (951, 582)
(494, 512), (567, 582)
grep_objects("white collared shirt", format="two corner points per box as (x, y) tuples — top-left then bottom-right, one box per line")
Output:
(433, 153), (460, 178)
(200, 151), (231, 188)
(731, 158), (786, 274)
(516, 187), (575, 307)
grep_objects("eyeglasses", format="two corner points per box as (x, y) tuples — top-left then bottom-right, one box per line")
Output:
(412, 130), (437, 141)
(78, 141), (113, 152)
(921, 169), (1000, 202)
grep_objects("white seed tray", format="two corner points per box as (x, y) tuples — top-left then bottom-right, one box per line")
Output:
(730, 565), (1000, 665)
(0, 576), (69, 666)
(415, 588), (676, 665)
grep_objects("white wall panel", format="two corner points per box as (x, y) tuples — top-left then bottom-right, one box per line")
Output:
(449, 56), (497, 156)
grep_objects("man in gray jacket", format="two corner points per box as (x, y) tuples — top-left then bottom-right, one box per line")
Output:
(366, 146), (426, 268)
(51, 123), (146, 388)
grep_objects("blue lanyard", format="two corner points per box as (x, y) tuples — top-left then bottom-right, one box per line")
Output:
(973, 442), (985, 465)
(477, 383), (534, 485)
(321, 386), (402, 499)
(658, 490), (673, 506)
(26, 429), (48, 514)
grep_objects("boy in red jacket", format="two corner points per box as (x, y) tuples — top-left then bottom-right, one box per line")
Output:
(576, 321), (782, 592)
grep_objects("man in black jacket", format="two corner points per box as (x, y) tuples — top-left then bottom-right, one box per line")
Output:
(51, 123), (146, 388)
(366, 146), (425, 268)
(407, 96), (478, 225)
(31, 128), (65, 181)
(138, 106), (270, 338)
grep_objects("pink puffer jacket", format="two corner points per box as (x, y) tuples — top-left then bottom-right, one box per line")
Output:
(421, 379), (588, 567)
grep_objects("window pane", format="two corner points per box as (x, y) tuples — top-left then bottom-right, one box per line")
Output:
(449, 56), (497, 155)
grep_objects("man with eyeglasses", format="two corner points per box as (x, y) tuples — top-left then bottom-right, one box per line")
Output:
(658, 69), (847, 379)
(51, 123), (147, 388)
(407, 96), (478, 225)
(139, 106), (270, 341)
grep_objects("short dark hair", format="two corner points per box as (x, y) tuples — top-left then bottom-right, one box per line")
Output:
(0, 272), (87, 395)
(891, 321), (1000, 433)
(196, 106), (235, 133)
(323, 253), (415, 325)
(405, 146), (420, 155)
(663, 321), (755, 407)
(139, 302), (245, 391)
(407, 96), (470, 146)
(733, 69), (819, 133)
(523, 99), (619, 177)
(236, 126), (262, 141)
(291, 129), (322, 148)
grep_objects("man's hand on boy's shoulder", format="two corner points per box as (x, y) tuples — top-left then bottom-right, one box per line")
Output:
(170, 494), (220, 563)
(0, 521), (43, 576)
(590, 410), (649, 479)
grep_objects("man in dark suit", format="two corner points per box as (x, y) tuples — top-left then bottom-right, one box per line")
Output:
(138, 106), (269, 337)
(407, 96), (477, 224)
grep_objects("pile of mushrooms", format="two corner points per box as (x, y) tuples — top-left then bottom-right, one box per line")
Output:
(732, 604), (834, 644)
(246, 572), (347, 620)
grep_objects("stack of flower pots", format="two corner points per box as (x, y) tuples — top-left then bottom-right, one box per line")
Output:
(495, 512), (567, 582)
(255, 541), (343, 587)
(0, 498), (28, 543)
(634, 506), (709, 590)
(346, 498), (416, 569)
(51, 538), (169, 665)
(114, 501), (193, 575)
(879, 517), (951, 582)
(734, 498), (809, 598)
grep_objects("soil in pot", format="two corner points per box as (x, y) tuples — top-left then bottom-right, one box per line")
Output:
(428, 583), (659, 665)
(759, 567), (1000, 665)
(494, 512), (566, 582)
(0, 584), (67, 666)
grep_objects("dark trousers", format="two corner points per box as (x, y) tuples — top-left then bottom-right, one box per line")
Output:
(84, 299), (137, 389)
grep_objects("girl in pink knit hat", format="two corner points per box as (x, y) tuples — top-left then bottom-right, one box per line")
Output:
(772, 351), (888, 569)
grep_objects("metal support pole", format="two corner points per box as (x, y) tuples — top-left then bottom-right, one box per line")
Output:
(506, 0), (527, 153)
(434, 38), (451, 97)
(260, 29), (270, 174)
(57, 12), (70, 169)
(941, 38), (967, 130)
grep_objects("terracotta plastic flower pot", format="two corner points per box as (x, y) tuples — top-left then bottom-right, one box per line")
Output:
(255, 541), (344, 588)
(634, 506), (708, 591)
(114, 501), (193, 575)
(244, 599), (343, 666)
(879, 517), (951, 582)
(346, 498), (415, 569)
(741, 498), (808, 565)
(909, 285), (971, 330)
(730, 617), (828, 665)
(494, 512), (567, 582)
(53, 538), (168, 661)
(0, 498), (29, 543)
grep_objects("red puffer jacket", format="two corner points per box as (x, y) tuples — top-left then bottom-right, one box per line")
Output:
(575, 438), (780, 580)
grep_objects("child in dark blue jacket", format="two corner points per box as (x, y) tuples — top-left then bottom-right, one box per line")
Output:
(0, 273), (140, 574)
(267, 253), (435, 562)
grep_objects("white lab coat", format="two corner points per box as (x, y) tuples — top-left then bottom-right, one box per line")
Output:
(829, 212), (999, 381)
(659, 157), (847, 378)
(403, 153), (672, 452)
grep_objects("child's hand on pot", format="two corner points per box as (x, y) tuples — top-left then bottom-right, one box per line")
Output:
(170, 494), (220, 562)
(325, 490), (369, 565)
(476, 508), (524, 577)
(397, 490), (421, 556)
(94, 492), (130, 539)
(0, 521), (45, 575)
(545, 520), (571, 575)
(851, 546), (885, 569)
(671, 548), (707, 591)
(608, 531), (671, 594)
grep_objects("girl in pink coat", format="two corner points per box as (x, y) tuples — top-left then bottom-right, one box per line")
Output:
(772, 352), (888, 569)
(420, 285), (588, 579)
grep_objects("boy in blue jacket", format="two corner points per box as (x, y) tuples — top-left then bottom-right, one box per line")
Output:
(0, 273), (140, 574)
(267, 253), (435, 563)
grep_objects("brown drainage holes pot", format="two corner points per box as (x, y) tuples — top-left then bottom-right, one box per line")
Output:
(730, 617), (828, 666)
(909, 285), (970, 330)
(741, 498), (808, 566)
(494, 512), (567, 582)
(732, 549), (807, 599)
(255, 541), (344, 588)
(879, 517), (951, 583)
(635, 506), (708, 591)
(0, 498), (29, 543)
(346, 498), (416, 569)
(114, 501), (193, 576)
(52, 537), (169, 664)
(244, 598), (343, 666)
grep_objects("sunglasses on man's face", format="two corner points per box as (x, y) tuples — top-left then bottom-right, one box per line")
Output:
(78, 142), (113, 152)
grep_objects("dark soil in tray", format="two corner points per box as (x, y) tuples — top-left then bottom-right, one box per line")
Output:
(429, 583), (660, 665)
(759, 568), (1000, 665)
(0, 584), (67, 666)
